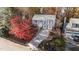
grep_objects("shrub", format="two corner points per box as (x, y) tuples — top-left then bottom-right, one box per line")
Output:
(0, 8), (13, 38)
(38, 37), (66, 51)
(0, 26), (9, 37)
(9, 16), (38, 41)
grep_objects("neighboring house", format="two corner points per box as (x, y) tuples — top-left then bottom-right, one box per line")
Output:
(65, 18), (79, 48)
(66, 18), (79, 37)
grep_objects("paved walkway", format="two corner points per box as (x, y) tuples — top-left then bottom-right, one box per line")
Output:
(0, 37), (31, 51)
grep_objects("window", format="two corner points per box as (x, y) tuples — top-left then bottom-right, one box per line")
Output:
(72, 23), (79, 28)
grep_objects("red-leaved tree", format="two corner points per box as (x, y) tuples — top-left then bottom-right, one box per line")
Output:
(9, 16), (38, 41)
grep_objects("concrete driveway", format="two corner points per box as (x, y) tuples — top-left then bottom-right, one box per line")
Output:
(0, 37), (31, 51)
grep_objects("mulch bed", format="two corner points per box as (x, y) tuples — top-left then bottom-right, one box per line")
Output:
(4, 35), (29, 46)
